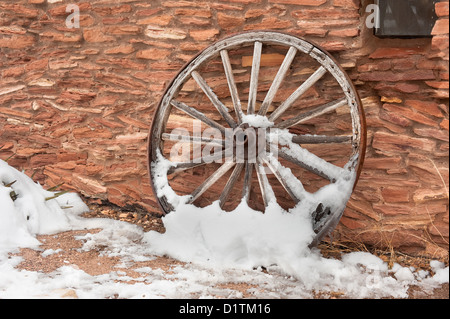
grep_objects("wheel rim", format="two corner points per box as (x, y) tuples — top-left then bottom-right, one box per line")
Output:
(148, 31), (366, 244)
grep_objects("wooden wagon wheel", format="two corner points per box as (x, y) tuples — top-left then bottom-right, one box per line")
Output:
(148, 31), (366, 246)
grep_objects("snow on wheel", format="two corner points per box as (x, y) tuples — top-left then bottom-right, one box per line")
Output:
(148, 31), (366, 246)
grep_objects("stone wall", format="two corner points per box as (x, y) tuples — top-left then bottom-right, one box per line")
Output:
(1, 0), (448, 256)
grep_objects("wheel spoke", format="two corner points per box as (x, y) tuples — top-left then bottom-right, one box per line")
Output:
(162, 132), (225, 146)
(220, 49), (244, 123)
(191, 71), (237, 128)
(277, 145), (345, 183)
(167, 150), (225, 174)
(261, 155), (306, 203)
(242, 161), (254, 202)
(258, 47), (297, 115)
(187, 160), (235, 204)
(170, 99), (226, 134)
(258, 46), (297, 116)
(291, 134), (352, 144)
(219, 162), (245, 209)
(275, 97), (347, 129)
(255, 158), (276, 207)
(269, 66), (327, 122)
(247, 41), (262, 115)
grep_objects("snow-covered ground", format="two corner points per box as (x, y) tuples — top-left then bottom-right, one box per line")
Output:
(0, 159), (448, 299)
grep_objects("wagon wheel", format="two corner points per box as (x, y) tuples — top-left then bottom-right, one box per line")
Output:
(148, 31), (366, 246)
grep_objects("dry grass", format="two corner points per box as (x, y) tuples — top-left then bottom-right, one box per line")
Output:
(318, 237), (448, 274)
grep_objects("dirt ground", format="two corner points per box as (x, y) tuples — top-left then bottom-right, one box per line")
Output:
(13, 201), (449, 299)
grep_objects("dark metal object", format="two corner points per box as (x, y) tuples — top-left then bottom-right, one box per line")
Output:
(374, 0), (438, 38)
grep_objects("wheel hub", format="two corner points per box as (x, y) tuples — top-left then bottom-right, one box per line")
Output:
(231, 123), (265, 162)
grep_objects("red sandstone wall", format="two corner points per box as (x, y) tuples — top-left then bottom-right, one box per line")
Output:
(338, 0), (449, 257)
(0, 0), (448, 256)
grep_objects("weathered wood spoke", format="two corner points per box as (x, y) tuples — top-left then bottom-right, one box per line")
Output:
(187, 160), (235, 204)
(221, 49), (244, 124)
(260, 155), (306, 203)
(277, 146), (345, 182)
(291, 134), (352, 144)
(247, 41), (262, 115)
(275, 97), (348, 129)
(170, 99), (226, 134)
(167, 150), (225, 175)
(219, 162), (245, 208)
(269, 66), (327, 122)
(242, 161), (254, 202)
(162, 133), (225, 146)
(255, 158), (276, 207)
(258, 46), (297, 116)
(167, 161), (207, 175)
(191, 71), (237, 128)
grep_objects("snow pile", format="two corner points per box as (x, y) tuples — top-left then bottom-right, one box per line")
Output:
(0, 158), (448, 299)
(430, 260), (449, 284)
(146, 201), (315, 268)
(0, 159), (88, 253)
(145, 204), (448, 298)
